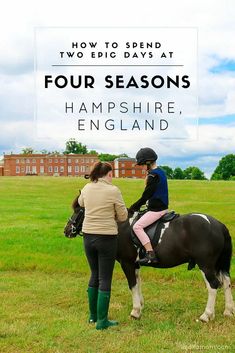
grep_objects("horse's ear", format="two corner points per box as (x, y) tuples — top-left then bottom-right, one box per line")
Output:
(72, 190), (81, 211)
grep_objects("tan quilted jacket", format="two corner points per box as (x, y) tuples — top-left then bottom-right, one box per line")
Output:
(78, 178), (128, 235)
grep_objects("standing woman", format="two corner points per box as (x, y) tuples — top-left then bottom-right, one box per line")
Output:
(78, 162), (128, 330)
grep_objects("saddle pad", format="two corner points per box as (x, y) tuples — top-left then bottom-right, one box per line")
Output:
(131, 211), (179, 248)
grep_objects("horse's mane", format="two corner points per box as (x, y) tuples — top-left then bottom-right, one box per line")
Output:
(72, 191), (81, 211)
(72, 177), (89, 211)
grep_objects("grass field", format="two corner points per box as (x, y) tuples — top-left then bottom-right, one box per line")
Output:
(0, 177), (235, 353)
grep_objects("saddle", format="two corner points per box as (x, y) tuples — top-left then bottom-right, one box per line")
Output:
(131, 210), (179, 249)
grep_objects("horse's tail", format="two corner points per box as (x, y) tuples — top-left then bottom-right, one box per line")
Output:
(216, 224), (232, 275)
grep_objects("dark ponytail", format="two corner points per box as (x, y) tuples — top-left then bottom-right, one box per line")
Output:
(89, 162), (112, 182)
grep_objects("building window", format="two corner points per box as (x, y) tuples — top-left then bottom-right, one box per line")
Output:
(32, 166), (37, 174)
(75, 159), (79, 163)
(40, 159), (44, 164)
(26, 159), (30, 164)
(68, 166), (72, 173)
(21, 159), (25, 163)
(60, 159), (64, 163)
(68, 159), (71, 164)
(40, 166), (44, 174)
(81, 158), (84, 163)
(55, 159), (58, 163)
(75, 166), (79, 173)
(26, 166), (31, 173)
(60, 166), (64, 172)
(49, 159), (52, 163)
(80, 166), (85, 173)
(142, 169), (146, 175)
(132, 170), (135, 174)
(132, 163), (135, 167)
(21, 167), (25, 173)
(32, 159), (36, 164)
(85, 158), (89, 163)
(16, 159), (19, 164)
(48, 166), (53, 173)
(16, 166), (20, 173)
(54, 166), (58, 173)
(121, 163), (125, 167)
(121, 170), (125, 175)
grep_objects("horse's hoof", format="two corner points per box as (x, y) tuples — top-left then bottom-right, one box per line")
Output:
(199, 311), (215, 323)
(223, 307), (235, 317)
(130, 308), (141, 319)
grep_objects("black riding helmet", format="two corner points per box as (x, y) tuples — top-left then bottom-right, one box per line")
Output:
(136, 147), (158, 165)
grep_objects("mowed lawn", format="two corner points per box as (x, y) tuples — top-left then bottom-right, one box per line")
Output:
(0, 177), (235, 353)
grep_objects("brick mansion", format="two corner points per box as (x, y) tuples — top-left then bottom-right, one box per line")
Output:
(0, 154), (146, 178)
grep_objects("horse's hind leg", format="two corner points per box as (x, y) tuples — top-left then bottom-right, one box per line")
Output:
(121, 261), (143, 319)
(199, 269), (221, 322)
(221, 272), (235, 317)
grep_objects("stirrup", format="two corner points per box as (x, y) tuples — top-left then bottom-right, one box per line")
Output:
(138, 252), (158, 265)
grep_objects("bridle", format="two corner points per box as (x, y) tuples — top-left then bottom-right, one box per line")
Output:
(64, 205), (85, 238)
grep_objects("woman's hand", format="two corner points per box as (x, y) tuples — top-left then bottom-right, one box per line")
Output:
(128, 207), (135, 218)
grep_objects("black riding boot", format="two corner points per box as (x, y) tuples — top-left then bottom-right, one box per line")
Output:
(138, 250), (158, 265)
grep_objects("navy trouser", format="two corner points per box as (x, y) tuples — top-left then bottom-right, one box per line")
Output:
(83, 234), (118, 291)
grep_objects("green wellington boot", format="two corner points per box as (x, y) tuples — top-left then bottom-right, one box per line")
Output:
(87, 287), (98, 323)
(96, 290), (118, 330)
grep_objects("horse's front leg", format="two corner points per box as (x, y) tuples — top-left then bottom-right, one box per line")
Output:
(136, 268), (144, 309)
(121, 261), (143, 319)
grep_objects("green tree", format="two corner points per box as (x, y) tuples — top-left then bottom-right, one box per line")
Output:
(99, 153), (116, 161)
(184, 166), (206, 180)
(50, 150), (61, 155)
(21, 147), (34, 154)
(159, 165), (173, 179)
(118, 153), (129, 158)
(99, 153), (129, 161)
(173, 167), (185, 179)
(211, 173), (223, 180)
(191, 167), (206, 180)
(64, 139), (88, 154)
(88, 150), (98, 155)
(211, 154), (235, 180)
(183, 166), (194, 180)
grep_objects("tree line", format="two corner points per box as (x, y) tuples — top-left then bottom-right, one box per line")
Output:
(21, 139), (235, 181)
(159, 166), (206, 180)
(157, 156), (235, 181)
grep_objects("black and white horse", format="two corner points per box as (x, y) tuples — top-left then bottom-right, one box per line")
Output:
(67, 200), (235, 323)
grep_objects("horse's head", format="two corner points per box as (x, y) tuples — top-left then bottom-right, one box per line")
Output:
(64, 193), (85, 238)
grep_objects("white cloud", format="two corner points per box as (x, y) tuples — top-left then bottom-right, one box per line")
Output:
(225, 91), (235, 114)
(0, 0), (235, 176)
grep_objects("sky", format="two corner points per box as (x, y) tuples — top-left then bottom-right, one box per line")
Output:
(0, 0), (235, 177)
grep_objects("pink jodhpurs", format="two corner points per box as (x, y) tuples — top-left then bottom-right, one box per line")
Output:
(133, 210), (168, 246)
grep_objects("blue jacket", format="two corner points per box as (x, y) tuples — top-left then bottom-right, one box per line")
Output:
(149, 167), (168, 209)
(130, 167), (168, 212)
